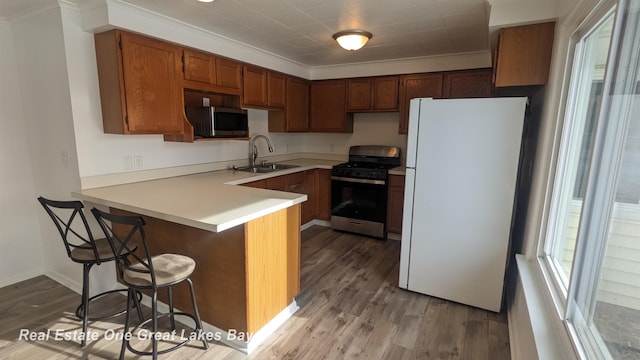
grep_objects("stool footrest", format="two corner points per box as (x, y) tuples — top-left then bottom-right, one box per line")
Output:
(125, 312), (206, 356)
(75, 289), (143, 321)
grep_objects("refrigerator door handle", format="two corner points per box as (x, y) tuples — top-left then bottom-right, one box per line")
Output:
(398, 168), (416, 289)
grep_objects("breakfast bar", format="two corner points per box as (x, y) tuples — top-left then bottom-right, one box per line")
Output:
(73, 167), (314, 352)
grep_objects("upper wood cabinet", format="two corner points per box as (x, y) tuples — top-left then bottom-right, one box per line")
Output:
(269, 76), (309, 132)
(95, 30), (184, 135)
(267, 72), (286, 108)
(309, 79), (353, 133)
(242, 65), (286, 109)
(443, 69), (493, 98)
(242, 65), (268, 107)
(398, 73), (444, 134)
(347, 76), (399, 112)
(183, 48), (242, 95)
(494, 22), (555, 87)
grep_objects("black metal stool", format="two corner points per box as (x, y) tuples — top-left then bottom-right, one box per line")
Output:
(37, 197), (144, 347)
(91, 208), (208, 360)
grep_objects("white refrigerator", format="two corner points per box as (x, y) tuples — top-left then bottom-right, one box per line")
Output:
(398, 97), (526, 312)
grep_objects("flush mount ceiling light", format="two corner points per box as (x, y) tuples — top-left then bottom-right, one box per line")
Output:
(197, 0), (214, 2)
(332, 30), (373, 51)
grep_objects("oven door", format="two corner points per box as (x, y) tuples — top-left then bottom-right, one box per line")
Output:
(330, 176), (388, 238)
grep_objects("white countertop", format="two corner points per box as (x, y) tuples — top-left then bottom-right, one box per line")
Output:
(73, 159), (341, 233)
(389, 166), (406, 176)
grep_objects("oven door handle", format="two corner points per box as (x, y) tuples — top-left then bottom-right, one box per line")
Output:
(331, 176), (386, 185)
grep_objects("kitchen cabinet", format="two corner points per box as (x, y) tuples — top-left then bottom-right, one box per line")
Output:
(398, 73), (444, 134)
(242, 66), (286, 109)
(442, 69), (493, 98)
(95, 30), (184, 135)
(266, 175), (288, 191)
(347, 76), (399, 112)
(316, 169), (332, 221)
(286, 171), (315, 224)
(246, 171), (316, 224)
(242, 65), (268, 107)
(241, 179), (266, 188)
(183, 48), (242, 95)
(386, 175), (405, 234)
(269, 76), (309, 132)
(494, 22), (555, 87)
(267, 72), (286, 108)
(303, 170), (317, 224)
(309, 79), (353, 133)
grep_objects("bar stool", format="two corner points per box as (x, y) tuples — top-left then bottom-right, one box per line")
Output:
(91, 208), (208, 360)
(36, 197), (143, 347)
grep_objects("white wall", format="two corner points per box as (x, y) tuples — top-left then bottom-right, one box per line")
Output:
(0, 20), (45, 287)
(11, 6), (91, 293)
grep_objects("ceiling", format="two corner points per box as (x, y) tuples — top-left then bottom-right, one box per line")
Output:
(1, 0), (494, 67)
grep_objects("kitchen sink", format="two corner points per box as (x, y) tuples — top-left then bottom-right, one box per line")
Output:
(235, 163), (299, 173)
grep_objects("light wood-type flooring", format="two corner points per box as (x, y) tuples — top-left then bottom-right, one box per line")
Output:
(0, 226), (510, 359)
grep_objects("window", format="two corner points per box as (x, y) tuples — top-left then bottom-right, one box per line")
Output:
(541, 0), (640, 358)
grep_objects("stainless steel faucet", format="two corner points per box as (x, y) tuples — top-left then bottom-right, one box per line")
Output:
(249, 134), (274, 167)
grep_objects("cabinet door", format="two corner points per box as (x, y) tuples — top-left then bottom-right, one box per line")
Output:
(303, 170), (316, 224)
(183, 49), (216, 85)
(347, 78), (372, 111)
(316, 169), (332, 221)
(372, 76), (399, 111)
(494, 22), (555, 87)
(266, 175), (287, 191)
(442, 69), (493, 98)
(286, 77), (309, 131)
(242, 65), (268, 107)
(386, 175), (405, 234)
(268, 72), (286, 108)
(310, 79), (353, 132)
(118, 31), (183, 134)
(216, 58), (243, 92)
(398, 73), (444, 134)
(242, 180), (267, 188)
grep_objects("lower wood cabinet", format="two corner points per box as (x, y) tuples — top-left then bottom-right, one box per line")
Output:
(386, 175), (405, 234)
(242, 169), (323, 224)
(316, 169), (332, 221)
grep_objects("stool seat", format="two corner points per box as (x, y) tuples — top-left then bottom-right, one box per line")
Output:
(70, 238), (137, 262)
(124, 254), (195, 287)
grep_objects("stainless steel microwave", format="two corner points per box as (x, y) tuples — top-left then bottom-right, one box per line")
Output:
(184, 106), (249, 138)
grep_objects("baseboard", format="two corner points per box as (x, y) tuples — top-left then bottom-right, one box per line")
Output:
(300, 219), (331, 231)
(387, 232), (401, 241)
(46, 270), (82, 295)
(0, 269), (45, 289)
(138, 294), (298, 354)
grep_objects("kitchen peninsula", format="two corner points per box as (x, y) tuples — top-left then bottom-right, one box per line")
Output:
(73, 159), (340, 353)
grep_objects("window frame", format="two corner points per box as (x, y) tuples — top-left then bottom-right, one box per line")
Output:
(538, 1), (618, 319)
(536, 0), (640, 358)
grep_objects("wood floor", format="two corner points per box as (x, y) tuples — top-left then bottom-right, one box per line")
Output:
(0, 226), (510, 359)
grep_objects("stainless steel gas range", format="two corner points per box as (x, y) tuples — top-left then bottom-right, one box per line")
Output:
(330, 145), (402, 238)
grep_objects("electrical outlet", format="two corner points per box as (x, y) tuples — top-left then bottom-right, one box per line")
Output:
(60, 151), (70, 167)
(203, 97), (210, 107)
(123, 156), (133, 171)
(134, 156), (143, 170)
